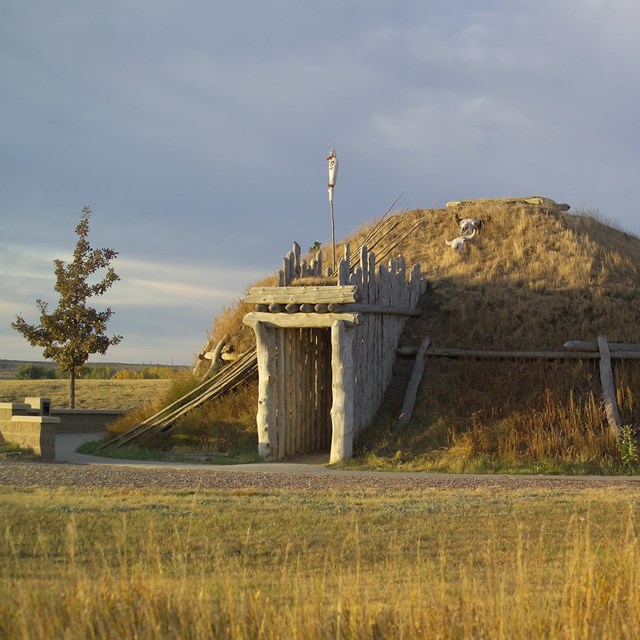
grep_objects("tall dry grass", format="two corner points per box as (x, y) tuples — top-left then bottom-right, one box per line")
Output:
(358, 357), (640, 473)
(2, 485), (640, 638)
(101, 373), (258, 454)
(337, 203), (640, 470)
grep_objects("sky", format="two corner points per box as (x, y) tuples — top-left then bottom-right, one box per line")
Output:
(2, 1), (640, 365)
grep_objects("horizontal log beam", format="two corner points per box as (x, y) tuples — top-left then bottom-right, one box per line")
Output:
(327, 303), (422, 317)
(397, 346), (598, 360)
(564, 340), (640, 352)
(446, 196), (569, 210)
(243, 311), (362, 329)
(398, 345), (640, 360)
(245, 285), (360, 305)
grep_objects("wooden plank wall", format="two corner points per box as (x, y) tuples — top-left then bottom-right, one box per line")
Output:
(343, 245), (423, 436)
(275, 326), (332, 457)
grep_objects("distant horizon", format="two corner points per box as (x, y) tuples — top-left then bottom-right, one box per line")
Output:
(0, 357), (190, 368)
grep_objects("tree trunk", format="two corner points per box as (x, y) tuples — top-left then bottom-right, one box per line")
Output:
(69, 367), (76, 409)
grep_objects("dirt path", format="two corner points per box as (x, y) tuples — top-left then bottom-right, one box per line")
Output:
(2, 460), (640, 493)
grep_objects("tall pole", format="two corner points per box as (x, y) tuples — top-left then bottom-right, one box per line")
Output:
(326, 149), (338, 272)
(330, 199), (335, 273)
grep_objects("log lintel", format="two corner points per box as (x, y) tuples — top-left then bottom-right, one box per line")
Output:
(245, 285), (361, 305)
(243, 311), (362, 329)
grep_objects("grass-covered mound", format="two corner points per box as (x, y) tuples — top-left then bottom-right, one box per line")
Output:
(108, 200), (640, 472)
(348, 202), (640, 473)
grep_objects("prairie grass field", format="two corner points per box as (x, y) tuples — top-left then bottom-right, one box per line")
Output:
(2, 483), (640, 638)
(0, 378), (173, 410)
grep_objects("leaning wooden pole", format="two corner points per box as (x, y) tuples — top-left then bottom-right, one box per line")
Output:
(396, 336), (431, 433)
(375, 219), (424, 265)
(350, 192), (403, 265)
(597, 335), (622, 437)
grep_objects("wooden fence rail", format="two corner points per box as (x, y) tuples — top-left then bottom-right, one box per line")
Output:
(396, 335), (634, 436)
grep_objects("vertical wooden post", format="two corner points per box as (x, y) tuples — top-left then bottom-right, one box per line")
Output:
(314, 330), (322, 451)
(360, 245), (368, 292)
(285, 330), (295, 456)
(337, 258), (349, 285)
(369, 251), (379, 412)
(597, 335), (622, 436)
(318, 329), (328, 450)
(276, 329), (286, 460)
(292, 329), (301, 454)
(302, 329), (310, 452)
(330, 320), (355, 462)
(254, 322), (277, 460)
(409, 264), (421, 307)
(293, 242), (301, 278)
(320, 329), (331, 450)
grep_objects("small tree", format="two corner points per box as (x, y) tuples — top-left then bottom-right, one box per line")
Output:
(12, 207), (122, 408)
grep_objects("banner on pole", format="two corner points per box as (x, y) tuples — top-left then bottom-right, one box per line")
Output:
(327, 149), (338, 204)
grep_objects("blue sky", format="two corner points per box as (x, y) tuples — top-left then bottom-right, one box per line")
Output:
(2, 1), (640, 364)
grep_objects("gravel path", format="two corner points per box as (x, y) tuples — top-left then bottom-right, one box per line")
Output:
(2, 460), (640, 493)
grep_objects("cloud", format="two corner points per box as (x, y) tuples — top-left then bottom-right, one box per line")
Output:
(370, 93), (546, 156)
(3, 0), (640, 363)
(0, 245), (262, 364)
(104, 258), (261, 308)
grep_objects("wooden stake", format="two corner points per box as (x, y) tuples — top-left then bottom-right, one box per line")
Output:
(396, 336), (431, 433)
(598, 335), (622, 437)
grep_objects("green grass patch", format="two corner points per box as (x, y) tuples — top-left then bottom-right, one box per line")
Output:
(353, 357), (640, 475)
(76, 439), (261, 465)
(0, 440), (35, 460)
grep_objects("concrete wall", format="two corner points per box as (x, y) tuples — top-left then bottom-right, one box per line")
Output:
(52, 409), (126, 433)
(1, 399), (127, 461)
(0, 404), (58, 460)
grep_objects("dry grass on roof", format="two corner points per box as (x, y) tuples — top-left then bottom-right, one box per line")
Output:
(290, 276), (337, 286)
(376, 203), (640, 351)
(203, 201), (640, 355)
